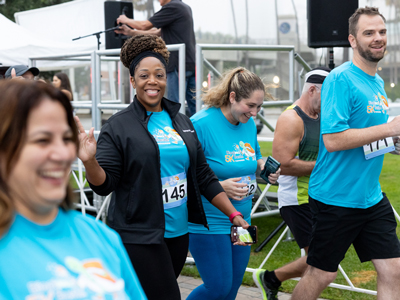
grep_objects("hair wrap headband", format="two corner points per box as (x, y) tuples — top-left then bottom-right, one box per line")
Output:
(129, 51), (167, 77)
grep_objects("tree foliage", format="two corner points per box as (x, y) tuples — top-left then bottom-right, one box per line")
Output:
(0, 0), (72, 22)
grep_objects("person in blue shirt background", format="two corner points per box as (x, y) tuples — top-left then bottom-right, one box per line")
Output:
(187, 67), (280, 300)
(292, 7), (400, 300)
(0, 80), (146, 300)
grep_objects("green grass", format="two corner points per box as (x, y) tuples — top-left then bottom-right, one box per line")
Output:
(182, 141), (400, 300)
(70, 171), (90, 189)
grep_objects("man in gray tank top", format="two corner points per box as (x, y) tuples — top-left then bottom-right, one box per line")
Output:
(253, 67), (330, 300)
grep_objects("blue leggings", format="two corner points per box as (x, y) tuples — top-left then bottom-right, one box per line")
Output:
(187, 233), (251, 300)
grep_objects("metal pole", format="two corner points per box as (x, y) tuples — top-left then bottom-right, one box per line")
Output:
(245, 0), (249, 69)
(90, 51), (98, 130)
(257, 113), (275, 132)
(298, 69), (303, 99)
(203, 58), (222, 78)
(274, 0), (280, 45)
(178, 43), (186, 115)
(254, 221), (286, 252)
(290, 0), (301, 52)
(198, 44), (294, 51)
(289, 50), (294, 102)
(196, 44), (203, 113)
(230, 0), (240, 66)
(94, 53), (102, 130)
(294, 52), (312, 72)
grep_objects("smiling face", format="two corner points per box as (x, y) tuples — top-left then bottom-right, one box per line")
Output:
(350, 14), (387, 63)
(8, 98), (77, 224)
(130, 57), (167, 112)
(226, 90), (264, 125)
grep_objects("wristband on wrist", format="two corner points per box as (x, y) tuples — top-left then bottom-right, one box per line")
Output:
(229, 211), (243, 223)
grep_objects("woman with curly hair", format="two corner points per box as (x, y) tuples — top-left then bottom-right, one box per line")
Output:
(75, 34), (249, 300)
(0, 80), (146, 299)
(187, 68), (280, 300)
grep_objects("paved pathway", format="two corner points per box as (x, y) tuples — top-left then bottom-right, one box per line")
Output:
(178, 275), (327, 300)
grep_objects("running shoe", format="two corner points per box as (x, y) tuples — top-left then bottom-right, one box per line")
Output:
(253, 269), (279, 300)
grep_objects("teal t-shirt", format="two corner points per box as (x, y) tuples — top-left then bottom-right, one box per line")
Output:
(309, 61), (389, 208)
(0, 209), (146, 300)
(147, 110), (190, 238)
(188, 107), (262, 234)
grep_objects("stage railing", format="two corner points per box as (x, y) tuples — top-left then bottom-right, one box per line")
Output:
(29, 44), (186, 131)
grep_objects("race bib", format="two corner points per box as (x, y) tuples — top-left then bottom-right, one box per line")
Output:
(161, 172), (188, 209)
(232, 174), (257, 202)
(363, 138), (395, 160)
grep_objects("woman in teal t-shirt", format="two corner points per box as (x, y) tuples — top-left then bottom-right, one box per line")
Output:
(0, 80), (146, 299)
(187, 68), (280, 300)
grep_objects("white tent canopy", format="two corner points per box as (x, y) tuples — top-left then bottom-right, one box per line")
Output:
(15, 0), (149, 51)
(0, 13), (93, 67)
(15, 0), (108, 50)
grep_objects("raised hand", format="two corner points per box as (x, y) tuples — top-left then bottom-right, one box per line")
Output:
(10, 68), (24, 80)
(74, 116), (97, 163)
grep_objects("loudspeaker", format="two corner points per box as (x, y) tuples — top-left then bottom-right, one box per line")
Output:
(104, 1), (134, 50)
(307, 0), (358, 48)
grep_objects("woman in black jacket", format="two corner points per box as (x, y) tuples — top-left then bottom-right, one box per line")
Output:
(75, 35), (248, 300)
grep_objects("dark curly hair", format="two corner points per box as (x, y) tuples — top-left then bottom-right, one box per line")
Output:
(120, 35), (170, 71)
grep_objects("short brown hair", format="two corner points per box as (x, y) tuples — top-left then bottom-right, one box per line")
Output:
(349, 6), (386, 37)
(0, 80), (79, 236)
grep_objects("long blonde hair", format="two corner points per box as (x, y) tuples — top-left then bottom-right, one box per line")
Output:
(202, 67), (274, 108)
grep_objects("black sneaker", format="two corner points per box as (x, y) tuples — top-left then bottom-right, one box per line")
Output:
(253, 269), (279, 300)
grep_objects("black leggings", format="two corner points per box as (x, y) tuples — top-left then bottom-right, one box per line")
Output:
(124, 234), (189, 300)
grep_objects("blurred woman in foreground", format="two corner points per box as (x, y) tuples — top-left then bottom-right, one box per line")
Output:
(0, 80), (146, 299)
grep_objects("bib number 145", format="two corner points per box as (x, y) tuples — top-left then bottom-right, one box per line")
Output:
(162, 184), (186, 204)
(161, 172), (188, 209)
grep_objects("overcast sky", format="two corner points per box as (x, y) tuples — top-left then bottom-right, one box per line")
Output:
(145, 0), (394, 42)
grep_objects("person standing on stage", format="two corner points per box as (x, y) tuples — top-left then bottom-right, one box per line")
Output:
(115, 0), (197, 116)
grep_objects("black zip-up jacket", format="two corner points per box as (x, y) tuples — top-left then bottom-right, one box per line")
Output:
(88, 97), (224, 244)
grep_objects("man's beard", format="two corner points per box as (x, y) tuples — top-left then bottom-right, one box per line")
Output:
(356, 39), (386, 63)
